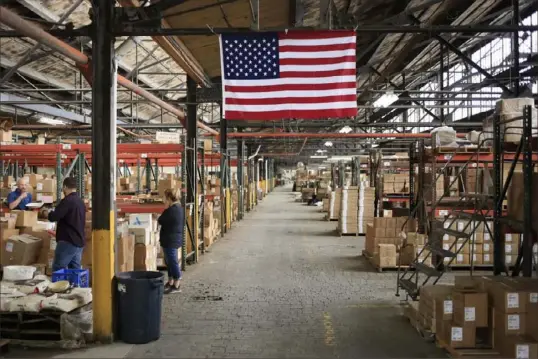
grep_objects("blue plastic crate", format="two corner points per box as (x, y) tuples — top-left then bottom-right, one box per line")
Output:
(51, 269), (89, 288)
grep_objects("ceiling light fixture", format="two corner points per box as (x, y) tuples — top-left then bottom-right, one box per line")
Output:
(324, 141), (333, 147)
(373, 91), (399, 108)
(338, 126), (352, 134)
(310, 155), (328, 159)
(38, 117), (66, 126)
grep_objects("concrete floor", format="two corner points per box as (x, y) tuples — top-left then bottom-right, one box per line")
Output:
(126, 186), (446, 358)
(4, 186), (448, 358)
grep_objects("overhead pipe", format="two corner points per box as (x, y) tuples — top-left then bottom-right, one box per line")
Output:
(228, 132), (467, 139)
(0, 6), (218, 136)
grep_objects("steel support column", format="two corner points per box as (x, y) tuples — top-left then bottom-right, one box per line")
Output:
(91, 0), (115, 343)
(186, 76), (198, 262)
(512, 1), (520, 96)
(237, 131), (244, 220)
(220, 108), (228, 234)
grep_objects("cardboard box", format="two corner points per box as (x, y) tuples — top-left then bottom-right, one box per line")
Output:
(134, 243), (157, 271)
(490, 281), (527, 313)
(453, 291), (488, 327)
(1, 234), (43, 265)
(0, 130), (13, 142)
(12, 210), (38, 228)
(0, 216), (17, 230)
(128, 214), (154, 232)
(36, 179), (56, 193)
(496, 335), (538, 359)
(494, 310), (526, 335)
(128, 225), (152, 245)
(443, 322), (476, 349)
(118, 233), (135, 272)
(0, 228), (19, 241)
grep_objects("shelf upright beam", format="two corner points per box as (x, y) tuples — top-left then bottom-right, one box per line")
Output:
(493, 114), (504, 275)
(55, 151), (62, 205)
(78, 152), (85, 199)
(186, 75), (198, 262)
(136, 158), (141, 194)
(90, 0), (116, 343)
(520, 106), (533, 277)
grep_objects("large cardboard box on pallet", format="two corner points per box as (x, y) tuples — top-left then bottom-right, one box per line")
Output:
(508, 172), (538, 235)
(1, 234), (42, 265)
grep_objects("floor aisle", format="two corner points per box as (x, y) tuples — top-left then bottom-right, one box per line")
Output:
(126, 186), (445, 358)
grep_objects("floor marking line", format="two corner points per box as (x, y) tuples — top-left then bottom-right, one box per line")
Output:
(322, 312), (336, 347)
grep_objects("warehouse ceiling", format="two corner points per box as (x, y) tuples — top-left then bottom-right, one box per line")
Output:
(0, 0), (537, 157)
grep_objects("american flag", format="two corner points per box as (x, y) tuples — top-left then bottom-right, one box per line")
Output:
(219, 30), (357, 120)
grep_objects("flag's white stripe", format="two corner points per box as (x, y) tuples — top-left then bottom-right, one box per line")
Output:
(280, 49), (355, 59)
(224, 102), (357, 112)
(280, 62), (355, 72)
(279, 37), (356, 47)
(225, 88), (356, 99)
(223, 76), (356, 86)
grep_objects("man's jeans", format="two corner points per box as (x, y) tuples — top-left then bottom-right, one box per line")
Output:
(52, 240), (84, 272)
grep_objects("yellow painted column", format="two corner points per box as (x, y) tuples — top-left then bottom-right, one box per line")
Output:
(92, 211), (115, 342)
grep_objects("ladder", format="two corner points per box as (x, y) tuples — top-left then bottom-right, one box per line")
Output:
(396, 139), (493, 300)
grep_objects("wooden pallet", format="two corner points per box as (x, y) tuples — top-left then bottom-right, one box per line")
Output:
(362, 250), (410, 272)
(436, 338), (501, 358)
(402, 302), (435, 342)
(337, 230), (364, 237)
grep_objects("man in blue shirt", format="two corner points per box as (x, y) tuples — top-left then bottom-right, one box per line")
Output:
(7, 178), (32, 210)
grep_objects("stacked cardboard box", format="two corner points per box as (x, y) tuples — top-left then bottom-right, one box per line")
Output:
(35, 178), (57, 203)
(435, 279), (490, 350)
(428, 276), (538, 358)
(338, 186), (359, 235)
(327, 188), (342, 220)
(508, 172), (538, 236)
(365, 217), (417, 267)
(158, 176), (182, 198)
(358, 185), (375, 232)
(0, 129), (13, 143)
(383, 174), (409, 194)
(418, 285), (454, 334)
(301, 187), (315, 201)
(207, 176), (221, 195)
(203, 202), (220, 248)
(400, 232), (429, 266)
(440, 219), (498, 266)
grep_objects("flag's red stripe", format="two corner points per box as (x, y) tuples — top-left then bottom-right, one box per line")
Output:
(225, 94), (356, 106)
(278, 30), (355, 40)
(279, 56), (356, 66)
(225, 82), (356, 93)
(280, 69), (356, 78)
(224, 108), (358, 121)
(279, 43), (355, 52)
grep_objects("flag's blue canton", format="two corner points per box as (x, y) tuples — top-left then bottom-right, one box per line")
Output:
(221, 33), (280, 80)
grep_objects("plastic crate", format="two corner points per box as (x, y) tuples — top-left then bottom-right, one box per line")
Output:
(51, 269), (89, 288)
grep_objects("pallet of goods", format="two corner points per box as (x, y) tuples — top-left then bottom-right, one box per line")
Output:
(326, 188), (341, 221)
(383, 173), (409, 195)
(337, 184), (375, 236)
(363, 217), (417, 271)
(411, 276), (538, 359)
